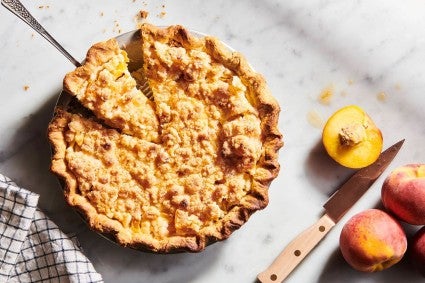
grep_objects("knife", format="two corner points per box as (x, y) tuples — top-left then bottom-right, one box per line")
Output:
(257, 139), (405, 283)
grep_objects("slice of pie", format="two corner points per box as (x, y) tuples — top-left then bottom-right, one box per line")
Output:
(63, 38), (159, 142)
(48, 24), (283, 252)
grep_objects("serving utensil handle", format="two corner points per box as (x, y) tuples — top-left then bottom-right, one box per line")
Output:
(1, 0), (81, 67)
(257, 214), (336, 283)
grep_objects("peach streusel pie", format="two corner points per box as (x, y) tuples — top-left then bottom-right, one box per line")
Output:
(48, 24), (283, 252)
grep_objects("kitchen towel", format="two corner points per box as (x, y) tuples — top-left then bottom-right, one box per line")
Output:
(0, 173), (103, 283)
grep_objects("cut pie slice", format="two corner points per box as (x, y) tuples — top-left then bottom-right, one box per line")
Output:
(48, 24), (283, 252)
(63, 39), (159, 142)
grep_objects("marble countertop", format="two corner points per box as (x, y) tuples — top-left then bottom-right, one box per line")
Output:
(1, 0), (425, 282)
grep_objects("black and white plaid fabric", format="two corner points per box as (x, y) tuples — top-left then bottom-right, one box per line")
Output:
(0, 174), (103, 283)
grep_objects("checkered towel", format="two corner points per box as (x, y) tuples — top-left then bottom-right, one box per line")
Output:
(0, 174), (103, 283)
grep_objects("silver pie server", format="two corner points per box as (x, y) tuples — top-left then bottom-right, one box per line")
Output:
(1, 0), (154, 99)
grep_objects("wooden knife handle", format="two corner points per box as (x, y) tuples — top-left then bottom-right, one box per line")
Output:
(257, 214), (336, 283)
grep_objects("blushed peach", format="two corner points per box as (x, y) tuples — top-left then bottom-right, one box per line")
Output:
(339, 209), (407, 272)
(381, 164), (425, 225)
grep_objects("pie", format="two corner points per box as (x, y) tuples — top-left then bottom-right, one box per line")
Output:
(48, 24), (283, 252)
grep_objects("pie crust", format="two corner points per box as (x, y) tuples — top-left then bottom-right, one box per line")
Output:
(48, 24), (283, 252)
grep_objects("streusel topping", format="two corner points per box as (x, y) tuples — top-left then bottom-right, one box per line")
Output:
(49, 24), (282, 252)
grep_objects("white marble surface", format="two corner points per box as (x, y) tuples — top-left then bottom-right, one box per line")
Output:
(1, 0), (425, 282)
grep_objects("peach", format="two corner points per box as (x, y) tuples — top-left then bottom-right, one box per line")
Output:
(339, 209), (407, 272)
(381, 164), (425, 225)
(322, 105), (383, 169)
(409, 226), (425, 277)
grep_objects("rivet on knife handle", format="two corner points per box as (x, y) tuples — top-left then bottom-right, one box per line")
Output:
(257, 139), (404, 282)
(257, 214), (335, 282)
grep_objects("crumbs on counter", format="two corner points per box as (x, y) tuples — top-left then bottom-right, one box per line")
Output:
(23, 85), (30, 91)
(132, 0), (148, 6)
(157, 11), (166, 18)
(135, 10), (149, 28)
(140, 10), (149, 19)
(377, 92), (387, 102)
(157, 4), (166, 18)
(100, 12), (104, 17)
(38, 5), (50, 9)
(112, 20), (122, 34)
(307, 110), (325, 129)
(318, 85), (334, 105)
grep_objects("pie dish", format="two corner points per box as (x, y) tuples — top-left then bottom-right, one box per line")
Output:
(48, 23), (283, 252)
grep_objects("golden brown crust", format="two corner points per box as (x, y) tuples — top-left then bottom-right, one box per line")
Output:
(48, 24), (283, 253)
(63, 39), (159, 142)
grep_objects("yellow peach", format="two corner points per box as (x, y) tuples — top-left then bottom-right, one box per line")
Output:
(322, 105), (383, 169)
(339, 209), (407, 272)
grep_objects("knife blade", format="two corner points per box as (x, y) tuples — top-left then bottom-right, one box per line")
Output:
(257, 139), (404, 283)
